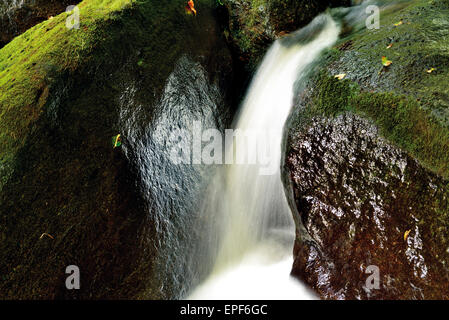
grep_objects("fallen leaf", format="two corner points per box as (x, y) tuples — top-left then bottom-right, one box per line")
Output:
(40, 233), (54, 240)
(382, 56), (392, 67)
(112, 134), (122, 148)
(394, 20), (403, 27)
(387, 43), (393, 49)
(185, 0), (197, 15)
(427, 67), (436, 73)
(334, 73), (347, 80)
(404, 229), (411, 242)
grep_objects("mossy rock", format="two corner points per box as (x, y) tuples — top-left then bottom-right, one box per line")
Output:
(284, 0), (449, 299)
(294, 0), (449, 178)
(0, 0), (234, 299)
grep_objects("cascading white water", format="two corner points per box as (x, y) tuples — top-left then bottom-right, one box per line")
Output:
(189, 15), (340, 300)
(0, 0), (25, 16)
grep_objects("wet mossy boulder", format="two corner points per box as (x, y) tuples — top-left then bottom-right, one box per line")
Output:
(220, 0), (350, 70)
(283, 0), (449, 299)
(0, 0), (234, 299)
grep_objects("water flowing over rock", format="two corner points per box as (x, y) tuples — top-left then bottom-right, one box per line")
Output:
(220, 0), (350, 70)
(188, 15), (339, 300)
(2, 0), (448, 301)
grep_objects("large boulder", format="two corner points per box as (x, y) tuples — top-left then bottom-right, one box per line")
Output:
(283, 0), (449, 299)
(285, 113), (449, 299)
(0, 0), (235, 299)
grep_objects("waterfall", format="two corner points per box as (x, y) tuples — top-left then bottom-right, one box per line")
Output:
(188, 14), (340, 299)
(0, 0), (25, 16)
(0, 0), (26, 35)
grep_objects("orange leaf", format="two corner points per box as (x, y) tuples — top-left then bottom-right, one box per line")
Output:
(186, 0), (197, 15)
(40, 233), (54, 240)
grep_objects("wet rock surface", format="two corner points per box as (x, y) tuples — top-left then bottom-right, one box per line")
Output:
(285, 113), (449, 299)
(0, 0), (235, 299)
(0, 0), (78, 48)
(282, 0), (449, 299)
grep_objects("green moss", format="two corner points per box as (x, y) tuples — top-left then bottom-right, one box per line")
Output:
(308, 73), (449, 178)
(302, 0), (449, 178)
(222, 0), (273, 70)
(332, 0), (449, 122)
(246, 0), (266, 27)
(311, 73), (353, 116)
(0, 0), (134, 191)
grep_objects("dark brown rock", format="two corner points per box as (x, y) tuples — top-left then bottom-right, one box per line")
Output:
(285, 113), (449, 299)
(0, 0), (79, 48)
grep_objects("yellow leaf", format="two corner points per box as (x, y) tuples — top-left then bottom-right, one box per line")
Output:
(113, 134), (122, 148)
(404, 229), (411, 242)
(334, 73), (346, 80)
(394, 21), (403, 27)
(382, 56), (392, 67)
(427, 67), (436, 73)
